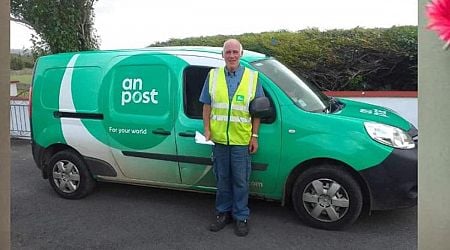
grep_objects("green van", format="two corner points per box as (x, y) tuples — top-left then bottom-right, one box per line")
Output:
(30, 47), (417, 230)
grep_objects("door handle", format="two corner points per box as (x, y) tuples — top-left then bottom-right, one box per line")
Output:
(179, 131), (195, 137)
(152, 129), (171, 136)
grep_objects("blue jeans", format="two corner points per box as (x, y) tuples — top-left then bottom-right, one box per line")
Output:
(212, 143), (252, 221)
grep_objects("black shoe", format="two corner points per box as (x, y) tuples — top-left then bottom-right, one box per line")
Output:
(209, 213), (232, 232)
(234, 219), (249, 237)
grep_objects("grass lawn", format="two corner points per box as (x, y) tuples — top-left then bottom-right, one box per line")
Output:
(10, 69), (33, 98)
(10, 69), (33, 84)
(10, 74), (32, 84)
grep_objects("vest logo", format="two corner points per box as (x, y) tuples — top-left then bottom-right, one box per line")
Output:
(236, 95), (244, 102)
(121, 78), (159, 106)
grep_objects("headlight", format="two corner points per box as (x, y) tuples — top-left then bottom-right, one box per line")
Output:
(364, 122), (415, 149)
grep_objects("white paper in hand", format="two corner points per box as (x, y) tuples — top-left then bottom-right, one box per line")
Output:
(195, 131), (215, 145)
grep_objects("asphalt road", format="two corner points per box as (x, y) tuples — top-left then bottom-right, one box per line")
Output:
(11, 139), (417, 250)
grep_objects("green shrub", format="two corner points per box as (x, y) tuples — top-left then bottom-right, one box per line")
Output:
(10, 53), (35, 70)
(10, 56), (24, 70)
(150, 26), (417, 91)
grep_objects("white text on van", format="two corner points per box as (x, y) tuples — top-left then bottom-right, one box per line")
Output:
(121, 78), (159, 106)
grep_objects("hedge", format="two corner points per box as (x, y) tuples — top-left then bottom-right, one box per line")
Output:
(150, 26), (417, 91)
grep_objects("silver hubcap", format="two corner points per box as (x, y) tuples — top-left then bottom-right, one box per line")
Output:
(52, 160), (81, 193)
(302, 178), (350, 222)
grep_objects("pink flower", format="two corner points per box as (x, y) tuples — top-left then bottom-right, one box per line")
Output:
(426, 0), (450, 49)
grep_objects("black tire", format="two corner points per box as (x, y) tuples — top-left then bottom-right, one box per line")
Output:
(47, 150), (96, 199)
(292, 164), (363, 230)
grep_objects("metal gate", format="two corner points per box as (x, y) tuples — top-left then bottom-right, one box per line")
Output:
(10, 100), (31, 139)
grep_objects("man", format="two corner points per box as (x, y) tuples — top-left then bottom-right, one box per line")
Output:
(199, 39), (264, 237)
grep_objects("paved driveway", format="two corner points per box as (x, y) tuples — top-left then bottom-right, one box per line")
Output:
(11, 139), (417, 250)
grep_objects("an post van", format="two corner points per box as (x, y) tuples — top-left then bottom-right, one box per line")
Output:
(30, 47), (417, 230)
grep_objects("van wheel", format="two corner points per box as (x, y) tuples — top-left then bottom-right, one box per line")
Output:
(48, 150), (96, 199)
(292, 164), (363, 230)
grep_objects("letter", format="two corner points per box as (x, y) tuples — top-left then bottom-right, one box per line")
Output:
(142, 91), (150, 104)
(122, 91), (131, 106)
(132, 91), (143, 103)
(122, 78), (133, 90)
(133, 78), (143, 90)
(150, 89), (159, 104)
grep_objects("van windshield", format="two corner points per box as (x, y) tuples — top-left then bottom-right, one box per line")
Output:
(251, 59), (329, 112)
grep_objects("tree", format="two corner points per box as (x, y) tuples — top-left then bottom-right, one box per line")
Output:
(10, 0), (99, 57)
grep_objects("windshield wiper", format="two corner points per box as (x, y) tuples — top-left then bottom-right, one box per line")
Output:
(325, 96), (344, 113)
(323, 97), (335, 113)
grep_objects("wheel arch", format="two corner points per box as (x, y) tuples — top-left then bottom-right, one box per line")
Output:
(40, 143), (85, 179)
(283, 158), (372, 215)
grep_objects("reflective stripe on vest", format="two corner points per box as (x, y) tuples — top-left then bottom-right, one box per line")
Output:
(211, 102), (248, 112)
(211, 115), (251, 123)
(208, 67), (258, 145)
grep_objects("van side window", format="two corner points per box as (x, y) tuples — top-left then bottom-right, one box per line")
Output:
(183, 66), (276, 124)
(183, 66), (211, 119)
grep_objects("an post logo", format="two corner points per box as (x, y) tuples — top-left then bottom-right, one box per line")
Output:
(121, 78), (159, 106)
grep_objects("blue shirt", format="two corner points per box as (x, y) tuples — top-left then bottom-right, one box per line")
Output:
(199, 65), (264, 105)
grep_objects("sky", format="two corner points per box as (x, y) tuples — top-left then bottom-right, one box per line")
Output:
(10, 0), (418, 50)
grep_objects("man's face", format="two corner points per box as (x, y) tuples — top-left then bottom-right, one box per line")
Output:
(222, 41), (241, 72)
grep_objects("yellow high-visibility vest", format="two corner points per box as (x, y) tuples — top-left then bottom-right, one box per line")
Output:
(209, 67), (258, 145)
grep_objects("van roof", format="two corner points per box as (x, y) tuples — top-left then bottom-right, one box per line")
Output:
(41, 46), (268, 63)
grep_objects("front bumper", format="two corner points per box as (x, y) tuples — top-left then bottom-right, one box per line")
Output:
(360, 145), (417, 211)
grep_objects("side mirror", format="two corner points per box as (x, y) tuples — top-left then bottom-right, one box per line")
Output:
(249, 97), (273, 118)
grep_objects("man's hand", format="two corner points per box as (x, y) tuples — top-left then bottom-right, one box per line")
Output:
(204, 129), (211, 141)
(249, 137), (258, 154)
(249, 117), (261, 154)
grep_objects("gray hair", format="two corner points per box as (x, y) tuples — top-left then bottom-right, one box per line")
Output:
(223, 39), (243, 54)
